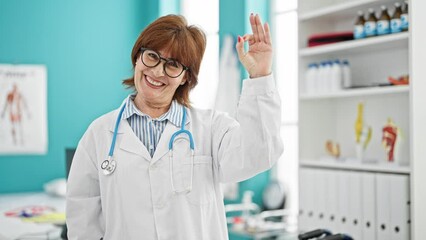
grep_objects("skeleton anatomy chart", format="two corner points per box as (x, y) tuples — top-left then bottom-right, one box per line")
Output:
(0, 65), (47, 154)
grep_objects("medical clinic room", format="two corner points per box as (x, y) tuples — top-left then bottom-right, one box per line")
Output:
(1, 0), (426, 239)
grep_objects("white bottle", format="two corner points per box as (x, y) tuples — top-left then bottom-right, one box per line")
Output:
(311, 63), (319, 93)
(313, 63), (320, 93)
(305, 63), (318, 94)
(319, 62), (328, 93)
(316, 62), (324, 93)
(241, 191), (254, 224)
(324, 61), (332, 93)
(342, 60), (352, 89)
(331, 59), (342, 91)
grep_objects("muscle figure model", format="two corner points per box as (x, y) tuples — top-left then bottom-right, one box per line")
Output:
(382, 118), (399, 162)
(1, 83), (30, 145)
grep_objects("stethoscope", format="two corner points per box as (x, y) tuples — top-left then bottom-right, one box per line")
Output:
(101, 103), (195, 194)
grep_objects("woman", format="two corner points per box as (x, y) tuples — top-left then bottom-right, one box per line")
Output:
(66, 13), (283, 240)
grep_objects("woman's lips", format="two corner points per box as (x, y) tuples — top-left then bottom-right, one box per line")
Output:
(145, 75), (165, 88)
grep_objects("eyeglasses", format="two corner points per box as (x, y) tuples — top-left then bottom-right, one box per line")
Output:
(140, 47), (189, 78)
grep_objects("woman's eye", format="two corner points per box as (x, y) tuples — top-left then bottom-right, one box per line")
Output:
(148, 53), (159, 61)
(167, 60), (180, 68)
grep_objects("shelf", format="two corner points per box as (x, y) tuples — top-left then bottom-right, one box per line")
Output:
(299, 0), (395, 21)
(300, 32), (409, 57)
(300, 85), (409, 100)
(300, 159), (411, 174)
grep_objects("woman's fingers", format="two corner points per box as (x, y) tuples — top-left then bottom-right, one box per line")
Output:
(249, 14), (259, 43)
(235, 34), (253, 60)
(235, 35), (246, 60)
(236, 14), (273, 77)
(242, 34), (254, 44)
(250, 14), (268, 43)
(236, 13), (272, 59)
(236, 34), (253, 53)
(264, 22), (272, 45)
(255, 14), (266, 43)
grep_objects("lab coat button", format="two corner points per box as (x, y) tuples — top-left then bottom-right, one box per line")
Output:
(155, 204), (164, 209)
(149, 165), (156, 170)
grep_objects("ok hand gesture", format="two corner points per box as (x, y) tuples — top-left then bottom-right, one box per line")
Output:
(236, 13), (273, 78)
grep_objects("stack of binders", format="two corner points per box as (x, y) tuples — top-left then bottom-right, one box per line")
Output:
(299, 168), (410, 240)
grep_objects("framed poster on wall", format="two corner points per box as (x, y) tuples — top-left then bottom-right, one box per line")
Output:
(0, 64), (47, 154)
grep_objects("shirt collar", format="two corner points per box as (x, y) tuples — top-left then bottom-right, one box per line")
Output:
(121, 95), (188, 127)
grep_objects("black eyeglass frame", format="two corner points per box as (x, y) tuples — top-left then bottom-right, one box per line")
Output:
(140, 47), (189, 78)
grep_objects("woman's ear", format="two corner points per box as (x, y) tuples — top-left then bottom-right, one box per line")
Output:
(180, 74), (188, 85)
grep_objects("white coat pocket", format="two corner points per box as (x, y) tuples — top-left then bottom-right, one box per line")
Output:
(182, 156), (215, 205)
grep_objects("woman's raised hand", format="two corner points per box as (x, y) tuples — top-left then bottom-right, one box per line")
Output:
(236, 13), (273, 78)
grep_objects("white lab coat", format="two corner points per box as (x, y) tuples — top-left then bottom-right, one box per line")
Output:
(66, 74), (283, 240)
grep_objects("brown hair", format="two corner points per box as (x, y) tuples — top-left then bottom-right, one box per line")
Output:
(122, 14), (207, 107)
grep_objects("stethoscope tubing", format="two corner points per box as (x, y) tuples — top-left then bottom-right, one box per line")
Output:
(169, 106), (194, 150)
(168, 107), (195, 193)
(109, 103), (127, 157)
(101, 103), (127, 175)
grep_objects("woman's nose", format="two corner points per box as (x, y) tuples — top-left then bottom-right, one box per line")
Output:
(152, 62), (165, 77)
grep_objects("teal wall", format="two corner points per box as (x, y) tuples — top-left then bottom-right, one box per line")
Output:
(159, 0), (181, 15)
(0, 0), (157, 193)
(220, 0), (270, 80)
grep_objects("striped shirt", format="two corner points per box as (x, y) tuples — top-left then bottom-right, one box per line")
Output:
(122, 95), (184, 157)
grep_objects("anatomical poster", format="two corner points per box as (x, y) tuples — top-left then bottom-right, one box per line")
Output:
(0, 64), (47, 154)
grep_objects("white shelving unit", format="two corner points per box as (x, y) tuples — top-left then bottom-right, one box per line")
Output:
(299, 32), (408, 56)
(300, 159), (410, 174)
(300, 84), (409, 100)
(298, 0), (410, 165)
(297, 0), (412, 238)
(299, 0), (397, 21)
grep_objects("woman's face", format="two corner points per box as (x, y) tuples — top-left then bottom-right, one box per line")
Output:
(133, 49), (186, 108)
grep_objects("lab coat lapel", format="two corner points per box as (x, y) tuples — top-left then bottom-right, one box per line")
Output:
(151, 122), (175, 165)
(114, 119), (151, 161)
(151, 108), (192, 165)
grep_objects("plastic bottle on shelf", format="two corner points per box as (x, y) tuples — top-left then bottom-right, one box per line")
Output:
(305, 63), (318, 94)
(364, 8), (377, 37)
(401, 1), (409, 31)
(316, 62), (322, 93)
(354, 11), (366, 39)
(391, 2), (403, 33)
(321, 61), (328, 93)
(342, 60), (352, 89)
(312, 63), (319, 93)
(328, 61), (335, 92)
(312, 63), (320, 94)
(304, 64), (310, 94)
(324, 61), (332, 93)
(241, 191), (254, 226)
(317, 62), (326, 93)
(377, 5), (391, 35)
(331, 59), (342, 92)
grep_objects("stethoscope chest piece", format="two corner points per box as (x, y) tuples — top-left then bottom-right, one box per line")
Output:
(101, 158), (116, 175)
(101, 159), (109, 169)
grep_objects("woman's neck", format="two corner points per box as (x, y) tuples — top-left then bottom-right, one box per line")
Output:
(133, 97), (171, 119)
